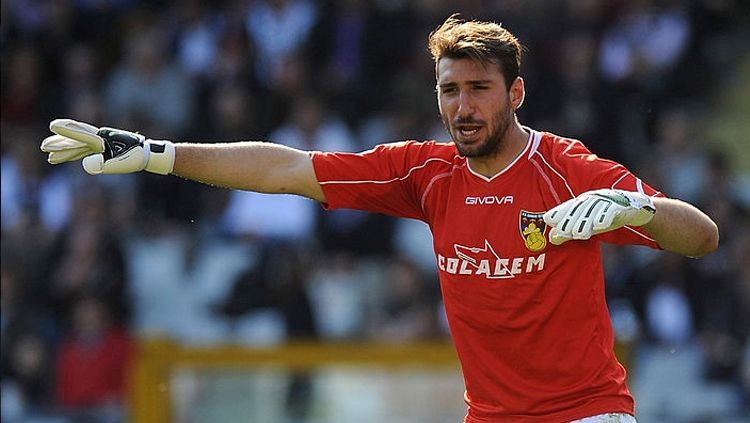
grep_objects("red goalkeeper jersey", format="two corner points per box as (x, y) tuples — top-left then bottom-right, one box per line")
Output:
(311, 129), (661, 422)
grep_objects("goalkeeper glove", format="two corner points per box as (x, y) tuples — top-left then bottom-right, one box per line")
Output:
(40, 119), (175, 175)
(543, 189), (656, 245)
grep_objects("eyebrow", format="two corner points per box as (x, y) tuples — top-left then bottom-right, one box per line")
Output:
(437, 80), (494, 89)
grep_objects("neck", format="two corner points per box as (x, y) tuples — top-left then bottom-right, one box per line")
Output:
(468, 122), (529, 178)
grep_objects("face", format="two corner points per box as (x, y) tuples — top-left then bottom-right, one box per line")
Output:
(436, 57), (522, 158)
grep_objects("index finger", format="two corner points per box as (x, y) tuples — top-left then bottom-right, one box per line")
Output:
(49, 119), (104, 152)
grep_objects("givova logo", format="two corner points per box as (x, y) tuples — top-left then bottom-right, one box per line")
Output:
(465, 195), (514, 205)
(437, 240), (545, 279)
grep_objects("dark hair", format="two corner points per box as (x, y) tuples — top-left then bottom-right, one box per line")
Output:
(428, 14), (523, 89)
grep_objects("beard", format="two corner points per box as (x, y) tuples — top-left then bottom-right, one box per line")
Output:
(443, 103), (514, 158)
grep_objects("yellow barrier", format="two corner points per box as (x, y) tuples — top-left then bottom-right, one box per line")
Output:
(130, 338), (460, 423)
(130, 338), (631, 423)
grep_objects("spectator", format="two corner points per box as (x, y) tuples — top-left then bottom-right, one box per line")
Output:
(4, 333), (54, 420)
(1, 45), (44, 126)
(1, 260), (56, 421)
(653, 106), (709, 203)
(44, 186), (130, 326)
(173, 1), (223, 80)
(367, 257), (440, 342)
(643, 255), (693, 346)
(104, 25), (194, 136)
(598, 0), (691, 89)
(54, 296), (133, 421)
(245, 0), (318, 87)
(306, 252), (370, 340)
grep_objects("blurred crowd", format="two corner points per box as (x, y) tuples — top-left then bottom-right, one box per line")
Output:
(1, 0), (749, 422)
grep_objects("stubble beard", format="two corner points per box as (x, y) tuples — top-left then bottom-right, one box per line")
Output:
(444, 105), (514, 159)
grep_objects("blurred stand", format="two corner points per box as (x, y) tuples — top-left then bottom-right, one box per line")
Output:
(1, 1), (749, 422)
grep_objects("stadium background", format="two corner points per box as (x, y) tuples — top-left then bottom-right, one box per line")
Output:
(1, 0), (749, 422)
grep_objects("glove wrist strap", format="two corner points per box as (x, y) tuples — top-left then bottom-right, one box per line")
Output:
(143, 140), (175, 175)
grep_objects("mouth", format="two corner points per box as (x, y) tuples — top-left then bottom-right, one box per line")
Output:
(454, 124), (483, 141)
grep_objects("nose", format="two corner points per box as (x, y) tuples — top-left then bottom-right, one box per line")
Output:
(456, 90), (475, 117)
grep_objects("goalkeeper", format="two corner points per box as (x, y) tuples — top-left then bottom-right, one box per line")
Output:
(41, 15), (718, 423)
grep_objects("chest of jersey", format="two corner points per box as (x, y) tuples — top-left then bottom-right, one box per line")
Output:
(425, 160), (556, 282)
(418, 156), (611, 343)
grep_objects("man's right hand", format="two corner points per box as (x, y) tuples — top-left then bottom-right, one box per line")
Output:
(41, 119), (175, 175)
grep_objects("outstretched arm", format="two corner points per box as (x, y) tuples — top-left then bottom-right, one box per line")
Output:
(643, 197), (718, 258)
(172, 142), (325, 202)
(41, 119), (327, 202)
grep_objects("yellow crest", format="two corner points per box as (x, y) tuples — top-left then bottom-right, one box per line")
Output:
(520, 210), (547, 252)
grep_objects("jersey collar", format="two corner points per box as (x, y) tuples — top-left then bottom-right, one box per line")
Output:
(465, 127), (539, 182)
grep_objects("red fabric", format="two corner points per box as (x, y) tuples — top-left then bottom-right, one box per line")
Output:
(55, 328), (133, 407)
(312, 129), (660, 422)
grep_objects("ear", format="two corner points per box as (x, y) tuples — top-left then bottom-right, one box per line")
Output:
(509, 77), (525, 110)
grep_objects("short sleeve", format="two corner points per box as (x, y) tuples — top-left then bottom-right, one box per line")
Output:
(311, 141), (449, 221)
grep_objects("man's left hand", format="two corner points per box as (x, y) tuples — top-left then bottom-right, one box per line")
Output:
(543, 189), (656, 245)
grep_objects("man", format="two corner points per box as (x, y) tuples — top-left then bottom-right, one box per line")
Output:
(42, 15), (718, 423)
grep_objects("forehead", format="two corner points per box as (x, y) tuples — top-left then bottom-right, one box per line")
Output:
(436, 57), (504, 84)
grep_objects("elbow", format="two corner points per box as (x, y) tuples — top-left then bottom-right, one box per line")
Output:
(690, 221), (720, 258)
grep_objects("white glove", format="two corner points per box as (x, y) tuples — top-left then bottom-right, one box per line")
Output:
(41, 119), (175, 175)
(543, 189), (656, 245)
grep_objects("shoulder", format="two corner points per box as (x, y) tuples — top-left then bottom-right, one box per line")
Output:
(531, 131), (595, 161)
(529, 130), (611, 178)
(528, 129), (646, 197)
(312, 139), (461, 183)
(525, 129), (602, 196)
(362, 139), (460, 167)
(368, 139), (457, 156)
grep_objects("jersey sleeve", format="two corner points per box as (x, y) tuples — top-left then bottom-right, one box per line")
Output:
(311, 141), (442, 221)
(546, 137), (664, 248)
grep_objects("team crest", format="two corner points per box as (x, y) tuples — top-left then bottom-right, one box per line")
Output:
(519, 210), (547, 252)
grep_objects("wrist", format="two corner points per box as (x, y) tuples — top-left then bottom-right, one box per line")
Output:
(143, 139), (175, 175)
